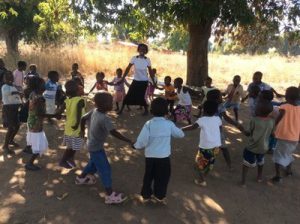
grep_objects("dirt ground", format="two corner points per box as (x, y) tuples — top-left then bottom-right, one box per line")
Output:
(0, 99), (299, 224)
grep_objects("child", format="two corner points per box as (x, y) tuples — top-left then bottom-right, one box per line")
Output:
(206, 89), (240, 170)
(25, 64), (40, 82)
(173, 77), (193, 124)
(13, 61), (27, 91)
(44, 71), (60, 116)
(25, 77), (59, 171)
(59, 80), (85, 168)
(196, 77), (215, 117)
(1, 71), (22, 155)
(73, 77), (85, 96)
(76, 92), (132, 204)
(0, 59), (8, 101)
(237, 101), (274, 186)
(157, 76), (176, 113)
(88, 72), (108, 94)
(248, 84), (261, 117)
(71, 63), (84, 87)
(272, 86), (300, 183)
(134, 97), (184, 203)
(108, 68), (126, 111)
(223, 75), (244, 121)
(146, 68), (158, 102)
(182, 100), (221, 186)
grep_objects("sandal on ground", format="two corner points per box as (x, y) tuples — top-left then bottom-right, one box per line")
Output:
(75, 175), (96, 185)
(271, 176), (282, 183)
(105, 192), (127, 204)
(152, 196), (167, 205)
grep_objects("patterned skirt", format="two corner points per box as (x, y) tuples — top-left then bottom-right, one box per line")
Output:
(195, 148), (220, 173)
(63, 135), (84, 151)
(174, 105), (192, 122)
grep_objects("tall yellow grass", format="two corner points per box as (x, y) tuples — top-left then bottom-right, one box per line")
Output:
(0, 42), (299, 91)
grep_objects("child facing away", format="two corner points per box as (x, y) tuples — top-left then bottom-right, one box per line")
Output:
(223, 75), (244, 122)
(107, 68), (126, 111)
(1, 71), (22, 155)
(237, 101), (274, 186)
(25, 64), (40, 83)
(271, 86), (300, 183)
(146, 68), (158, 102)
(88, 72), (108, 94)
(247, 84), (261, 117)
(182, 100), (222, 186)
(25, 77), (60, 171)
(59, 80), (85, 169)
(71, 63), (84, 87)
(13, 61), (27, 91)
(157, 76), (177, 113)
(44, 71), (60, 115)
(133, 97), (184, 203)
(76, 92), (133, 204)
(196, 76), (215, 117)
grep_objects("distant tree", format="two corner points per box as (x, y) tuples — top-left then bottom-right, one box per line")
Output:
(167, 26), (189, 52)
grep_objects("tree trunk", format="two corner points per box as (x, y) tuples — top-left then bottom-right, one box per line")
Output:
(186, 21), (213, 87)
(4, 29), (20, 55)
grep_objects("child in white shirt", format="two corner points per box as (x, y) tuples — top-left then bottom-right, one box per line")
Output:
(134, 97), (184, 203)
(182, 100), (222, 186)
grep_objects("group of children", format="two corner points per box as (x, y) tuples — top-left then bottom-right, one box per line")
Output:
(0, 57), (299, 205)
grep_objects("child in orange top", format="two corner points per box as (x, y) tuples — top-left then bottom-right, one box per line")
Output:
(88, 72), (108, 94)
(272, 86), (300, 183)
(158, 76), (176, 113)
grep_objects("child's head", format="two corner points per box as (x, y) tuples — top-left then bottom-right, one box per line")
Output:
(252, 71), (263, 84)
(17, 61), (27, 71)
(205, 77), (212, 87)
(255, 100), (273, 117)
(249, 84), (261, 98)
(0, 59), (5, 68)
(150, 97), (168, 117)
(137, 43), (148, 56)
(164, 76), (172, 85)
(72, 63), (79, 71)
(259, 90), (274, 102)
(174, 77), (183, 88)
(285, 86), (300, 103)
(152, 68), (157, 75)
(203, 100), (218, 116)
(48, 71), (59, 83)
(207, 89), (222, 104)
(29, 64), (37, 72)
(65, 80), (79, 97)
(233, 75), (241, 85)
(116, 68), (122, 78)
(73, 76), (83, 86)
(4, 71), (14, 85)
(96, 72), (105, 82)
(35, 77), (46, 94)
(94, 92), (113, 112)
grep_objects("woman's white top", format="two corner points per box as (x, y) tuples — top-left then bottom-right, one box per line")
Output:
(178, 88), (192, 106)
(130, 56), (151, 81)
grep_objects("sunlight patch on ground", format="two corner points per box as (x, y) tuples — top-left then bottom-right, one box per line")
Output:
(3, 193), (25, 206)
(0, 207), (14, 223)
(203, 196), (224, 214)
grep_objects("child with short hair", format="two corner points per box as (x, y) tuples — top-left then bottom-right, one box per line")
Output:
(59, 80), (85, 169)
(76, 92), (132, 204)
(223, 75), (243, 121)
(1, 71), (22, 155)
(108, 68), (126, 111)
(134, 97), (184, 203)
(25, 64), (40, 81)
(182, 100), (221, 186)
(73, 77), (85, 96)
(44, 71), (60, 115)
(173, 77), (192, 124)
(237, 101), (274, 186)
(88, 72), (108, 94)
(13, 61), (27, 91)
(196, 77), (215, 117)
(146, 68), (158, 102)
(272, 86), (300, 183)
(248, 84), (261, 117)
(157, 76), (176, 113)
(71, 63), (84, 87)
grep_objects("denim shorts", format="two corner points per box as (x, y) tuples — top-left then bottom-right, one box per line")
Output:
(243, 148), (265, 167)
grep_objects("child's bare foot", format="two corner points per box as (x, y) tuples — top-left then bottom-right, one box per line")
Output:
(194, 179), (207, 187)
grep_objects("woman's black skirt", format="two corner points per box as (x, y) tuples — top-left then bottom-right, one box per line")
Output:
(123, 80), (148, 106)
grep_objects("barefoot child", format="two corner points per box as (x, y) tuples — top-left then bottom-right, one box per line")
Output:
(182, 101), (221, 186)
(237, 101), (274, 186)
(76, 92), (132, 204)
(88, 72), (108, 94)
(59, 80), (85, 168)
(134, 97), (184, 203)
(1, 71), (22, 155)
(272, 87), (300, 183)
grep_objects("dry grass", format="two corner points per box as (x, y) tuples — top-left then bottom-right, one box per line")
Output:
(0, 42), (299, 91)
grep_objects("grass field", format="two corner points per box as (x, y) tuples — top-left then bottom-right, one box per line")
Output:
(0, 42), (299, 91)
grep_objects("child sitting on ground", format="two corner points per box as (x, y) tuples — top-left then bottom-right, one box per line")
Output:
(59, 80), (85, 169)
(71, 63), (84, 87)
(133, 97), (184, 203)
(88, 72), (108, 94)
(1, 71), (22, 155)
(271, 86), (300, 183)
(223, 75), (244, 122)
(237, 101), (274, 186)
(182, 100), (222, 186)
(76, 92), (132, 204)
(157, 76), (176, 114)
(196, 77), (215, 117)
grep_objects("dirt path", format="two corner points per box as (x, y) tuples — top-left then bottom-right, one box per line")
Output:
(0, 103), (299, 224)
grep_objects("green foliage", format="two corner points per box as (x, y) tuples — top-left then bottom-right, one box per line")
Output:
(166, 26), (189, 52)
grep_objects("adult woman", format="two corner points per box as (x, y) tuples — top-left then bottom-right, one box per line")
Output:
(118, 44), (155, 115)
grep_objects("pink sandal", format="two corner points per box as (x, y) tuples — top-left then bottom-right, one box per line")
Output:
(105, 192), (127, 204)
(75, 175), (96, 185)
